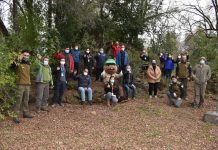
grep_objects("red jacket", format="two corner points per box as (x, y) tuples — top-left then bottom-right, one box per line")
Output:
(111, 44), (121, 58)
(53, 52), (74, 72)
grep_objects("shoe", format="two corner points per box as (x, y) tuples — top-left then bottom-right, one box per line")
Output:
(41, 107), (50, 112)
(88, 101), (92, 105)
(58, 103), (64, 107)
(149, 95), (153, 99)
(13, 117), (20, 124)
(23, 113), (33, 119)
(154, 96), (158, 99)
(51, 104), (57, 108)
(80, 101), (85, 105)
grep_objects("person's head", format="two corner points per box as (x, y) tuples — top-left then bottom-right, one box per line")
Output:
(151, 60), (157, 66)
(100, 48), (104, 53)
(159, 53), (163, 57)
(86, 49), (90, 54)
(75, 45), (79, 50)
(168, 54), (172, 59)
(83, 68), (88, 76)
(171, 76), (177, 83)
(126, 65), (131, 72)
(43, 57), (49, 66)
(65, 48), (70, 53)
(21, 50), (30, 61)
(200, 57), (206, 65)
(60, 58), (65, 65)
(115, 41), (119, 45)
(181, 55), (187, 63)
(121, 45), (125, 51)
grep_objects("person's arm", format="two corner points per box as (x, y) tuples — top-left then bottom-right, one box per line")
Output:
(207, 66), (212, 81)
(101, 70), (106, 78)
(188, 63), (192, 78)
(87, 76), (91, 87)
(147, 69), (156, 80)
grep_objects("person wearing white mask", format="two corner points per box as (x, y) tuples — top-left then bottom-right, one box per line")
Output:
(74, 69), (93, 105)
(123, 65), (137, 100)
(167, 76), (184, 108)
(95, 48), (107, 81)
(116, 45), (129, 73)
(52, 58), (67, 107)
(35, 56), (53, 113)
(192, 57), (211, 108)
(71, 45), (80, 74)
(83, 48), (94, 76)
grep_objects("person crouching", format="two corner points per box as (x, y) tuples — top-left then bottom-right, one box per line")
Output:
(167, 76), (184, 108)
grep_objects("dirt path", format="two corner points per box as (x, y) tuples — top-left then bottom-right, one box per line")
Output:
(0, 82), (218, 150)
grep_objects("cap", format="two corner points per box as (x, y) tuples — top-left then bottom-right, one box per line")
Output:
(105, 59), (116, 65)
(200, 57), (206, 60)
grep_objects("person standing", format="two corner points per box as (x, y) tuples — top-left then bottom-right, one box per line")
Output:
(147, 60), (162, 99)
(83, 48), (94, 76)
(63, 47), (74, 79)
(111, 41), (121, 59)
(192, 57), (211, 108)
(95, 48), (107, 81)
(52, 58), (67, 107)
(74, 69), (93, 105)
(35, 56), (53, 113)
(116, 45), (129, 73)
(71, 45), (80, 74)
(11, 50), (33, 124)
(164, 54), (175, 80)
(176, 55), (192, 100)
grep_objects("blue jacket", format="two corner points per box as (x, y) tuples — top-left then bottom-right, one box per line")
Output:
(71, 49), (80, 63)
(164, 58), (174, 70)
(116, 50), (129, 66)
(95, 53), (107, 68)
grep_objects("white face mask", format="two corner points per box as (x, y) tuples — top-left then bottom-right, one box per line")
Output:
(86, 50), (90, 54)
(44, 60), (49, 66)
(60, 61), (65, 65)
(127, 68), (131, 72)
(121, 48), (125, 51)
(200, 60), (205, 65)
(110, 79), (115, 83)
(65, 50), (70, 53)
(100, 50), (104, 53)
(84, 72), (88, 76)
(172, 79), (177, 83)
(75, 47), (78, 50)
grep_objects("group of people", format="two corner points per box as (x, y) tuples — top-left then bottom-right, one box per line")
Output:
(10, 41), (211, 124)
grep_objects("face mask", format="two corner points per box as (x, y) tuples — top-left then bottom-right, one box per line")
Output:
(84, 72), (88, 76)
(121, 48), (125, 51)
(110, 79), (115, 84)
(200, 60), (205, 65)
(44, 60), (49, 66)
(23, 57), (29, 62)
(172, 79), (177, 83)
(60, 61), (65, 65)
(127, 68), (131, 72)
(100, 50), (104, 53)
(75, 47), (78, 50)
(65, 50), (69, 53)
(86, 51), (90, 54)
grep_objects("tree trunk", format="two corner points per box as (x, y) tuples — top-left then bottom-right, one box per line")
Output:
(48, 0), (52, 28)
(0, 18), (9, 36)
(12, 0), (20, 32)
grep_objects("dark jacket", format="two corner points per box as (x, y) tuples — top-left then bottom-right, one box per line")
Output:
(53, 65), (67, 82)
(71, 49), (80, 63)
(95, 53), (107, 68)
(123, 72), (134, 85)
(116, 50), (129, 66)
(83, 52), (94, 67)
(176, 62), (192, 78)
(74, 74), (91, 88)
(169, 82), (184, 98)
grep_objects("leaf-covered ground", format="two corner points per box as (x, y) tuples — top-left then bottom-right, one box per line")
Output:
(0, 81), (218, 150)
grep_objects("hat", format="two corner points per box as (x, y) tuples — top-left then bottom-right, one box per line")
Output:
(152, 60), (156, 64)
(200, 57), (206, 61)
(105, 59), (116, 65)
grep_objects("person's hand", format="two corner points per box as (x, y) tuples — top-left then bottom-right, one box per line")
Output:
(50, 86), (54, 89)
(57, 67), (60, 70)
(37, 54), (42, 60)
(92, 67), (94, 70)
(173, 93), (177, 97)
(70, 70), (74, 73)
(74, 70), (77, 75)
(187, 77), (190, 81)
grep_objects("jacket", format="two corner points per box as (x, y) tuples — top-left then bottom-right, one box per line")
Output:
(169, 81), (184, 98)
(95, 53), (107, 68)
(123, 72), (134, 85)
(35, 59), (53, 86)
(147, 65), (162, 83)
(74, 74), (91, 88)
(116, 50), (129, 66)
(53, 65), (67, 82)
(71, 49), (80, 63)
(11, 60), (31, 85)
(192, 64), (211, 85)
(111, 44), (121, 58)
(83, 52), (94, 67)
(164, 58), (175, 70)
(176, 62), (192, 78)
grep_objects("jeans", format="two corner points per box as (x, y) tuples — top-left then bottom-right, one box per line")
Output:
(105, 92), (118, 103)
(78, 87), (92, 102)
(167, 92), (182, 107)
(53, 81), (66, 104)
(149, 83), (158, 96)
(123, 84), (137, 98)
